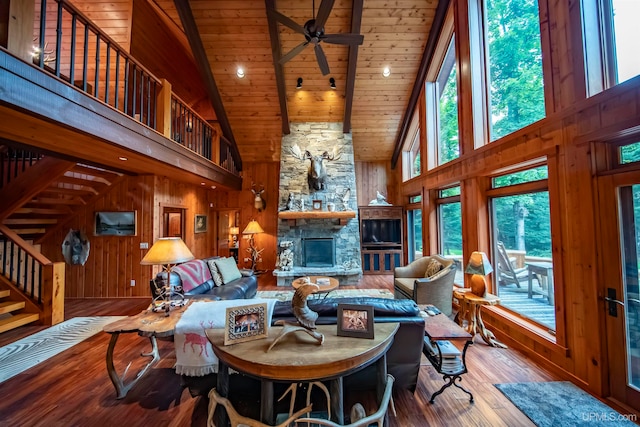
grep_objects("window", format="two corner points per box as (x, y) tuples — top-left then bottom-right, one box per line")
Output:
(437, 186), (462, 284)
(488, 165), (555, 331)
(407, 195), (423, 262)
(410, 130), (421, 179)
(402, 112), (422, 181)
(609, 0), (640, 84)
(485, 0), (545, 141)
(436, 38), (459, 165)
(620, 141), (640, 165)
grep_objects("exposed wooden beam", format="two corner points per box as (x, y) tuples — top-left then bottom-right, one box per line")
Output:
(343, 0), (363, 134)
(265, 0), (290, 135)
(173, 0), (243, 170)
(391, 0), (450, 168)
(0, 157), (75, 221)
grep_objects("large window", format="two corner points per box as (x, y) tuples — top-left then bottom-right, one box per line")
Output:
(437, 186), (462, 284)
(407, 195), (423, 262)
(485, 0), (545, 141)
(609, 0), (640, 84)
(488, 165), (555, 331)
(437, 38), (460, 165)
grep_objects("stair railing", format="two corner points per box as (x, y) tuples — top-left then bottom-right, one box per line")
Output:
(0, 225), (65, 326)
(0, 147), (43, 189)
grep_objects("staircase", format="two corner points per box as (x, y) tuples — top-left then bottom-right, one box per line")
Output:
(0, 147), (124, 332)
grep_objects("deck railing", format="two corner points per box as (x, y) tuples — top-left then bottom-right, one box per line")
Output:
(32, 0), (240, 175)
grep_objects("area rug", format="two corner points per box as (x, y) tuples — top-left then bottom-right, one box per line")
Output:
(256, 288), (394, 302)
(495, 381), (637, 426)
(0, 316), (124, 384)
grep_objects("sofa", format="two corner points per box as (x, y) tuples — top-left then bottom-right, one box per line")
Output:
(151, 256), (257, 300)
(394, 254), (456, 316)
(182, 296), (425, 399)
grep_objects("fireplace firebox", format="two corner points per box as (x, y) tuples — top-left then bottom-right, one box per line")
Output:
(302, 238), (335, 267)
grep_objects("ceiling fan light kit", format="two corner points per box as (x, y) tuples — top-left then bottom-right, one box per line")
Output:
(296, 77), (303, 89)
(268, 0), (364, 76)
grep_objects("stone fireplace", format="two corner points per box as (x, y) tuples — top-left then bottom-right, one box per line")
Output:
(273, 123), (362, 286)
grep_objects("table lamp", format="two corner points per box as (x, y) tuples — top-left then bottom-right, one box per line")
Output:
(229, 226), (239, 247)
(141, 237), (195, 315)
(465, 251), (493, 297)
(242, 220), (264, 271)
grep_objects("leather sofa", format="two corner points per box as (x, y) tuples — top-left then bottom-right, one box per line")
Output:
(151, 256), (257, 300)
(183, 296), (425, 398)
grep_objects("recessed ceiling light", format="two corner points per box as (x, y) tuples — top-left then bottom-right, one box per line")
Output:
(201, 182), (206, 186)
(236, 67), (245, 78)
(118, 156), (127, 161)
(211, 185), (216, 189)
(382, 67), (391, 78)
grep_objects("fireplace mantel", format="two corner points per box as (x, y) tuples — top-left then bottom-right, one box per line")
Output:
(278, 210), (356, 226)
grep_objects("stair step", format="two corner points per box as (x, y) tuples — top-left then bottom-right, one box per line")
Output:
(0, 313), (40, 333)
(0, 290), (9, 299)
(0, 300), (26, 315)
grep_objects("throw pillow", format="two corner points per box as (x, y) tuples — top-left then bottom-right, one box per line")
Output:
(428, 266), (450, 281)
(424, 258), (444, 278)
(207, 259), (224, 287)
(215, 257), (242, 284)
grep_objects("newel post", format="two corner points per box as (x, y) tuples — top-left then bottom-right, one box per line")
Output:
(3, 0), (36, 62)
(157, 79), (173, 139)
(41, 262), (66, 325)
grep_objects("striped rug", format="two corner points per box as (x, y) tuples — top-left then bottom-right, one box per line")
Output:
(0, 316), (124, 384)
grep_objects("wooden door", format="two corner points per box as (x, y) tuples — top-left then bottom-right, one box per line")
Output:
(217, 210), (238, 259)
(596, 169), (640, 409)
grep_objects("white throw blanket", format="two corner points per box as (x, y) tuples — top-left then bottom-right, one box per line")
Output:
(174, 299), (275, 376)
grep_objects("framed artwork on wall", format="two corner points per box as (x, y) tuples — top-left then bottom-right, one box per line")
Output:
(94, 211), (137, 236)
(195, 214), (208, 233)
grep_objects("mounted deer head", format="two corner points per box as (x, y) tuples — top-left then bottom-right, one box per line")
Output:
(251, 184), (266, 212)
(290, 144), (341, 191)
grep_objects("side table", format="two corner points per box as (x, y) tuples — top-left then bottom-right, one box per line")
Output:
(453, 289), (507, 348)
(292, 276), (339, 299)
(102, 302), (190, 398)
(421, 307), (474, 403)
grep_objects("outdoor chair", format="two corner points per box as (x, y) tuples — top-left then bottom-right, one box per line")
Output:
(496, 241), (529, 288)
(393, 254), (456, 316)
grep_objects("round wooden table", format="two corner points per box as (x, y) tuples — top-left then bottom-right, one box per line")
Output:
(206, 322), (399, 426)
(292, 276), (339, 298)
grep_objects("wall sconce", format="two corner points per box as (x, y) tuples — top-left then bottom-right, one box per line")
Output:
(382, 67), (391, 77)
(329, 77), (336, 89)
(296, 77), (303, 89)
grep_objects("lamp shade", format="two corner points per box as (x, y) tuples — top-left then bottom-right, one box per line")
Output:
(229, 227), (240, 235)
(242, 220), (264, 235)
(140, 237), (195, 265)
(465, 251), (493, 276)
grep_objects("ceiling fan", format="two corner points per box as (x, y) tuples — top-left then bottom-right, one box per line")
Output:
(267, 0), (364, 76)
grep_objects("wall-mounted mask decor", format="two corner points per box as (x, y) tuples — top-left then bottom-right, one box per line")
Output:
(62, 229), (90, 265)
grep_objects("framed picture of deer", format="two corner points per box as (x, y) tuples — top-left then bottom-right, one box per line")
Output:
(194, 214), (207, 233)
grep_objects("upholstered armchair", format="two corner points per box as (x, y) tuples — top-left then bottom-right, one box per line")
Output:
(393, 255), (456, 316)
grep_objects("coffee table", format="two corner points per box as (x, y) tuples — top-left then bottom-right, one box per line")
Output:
(292, 276), (339, 298)
(206, 322), (399, 426)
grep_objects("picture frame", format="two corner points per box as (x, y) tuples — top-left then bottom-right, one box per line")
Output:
(94, 211), (137, 236)
(337, 304), (374, 339)
(312, 199), (322, 211)
(224, 303), (269, 345)
(194, 214), (208, 233)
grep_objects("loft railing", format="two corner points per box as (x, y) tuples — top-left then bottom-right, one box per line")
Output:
(0, 225), (65, 326)
(31, 0), (240, 175)
(0, 147), (43, 189)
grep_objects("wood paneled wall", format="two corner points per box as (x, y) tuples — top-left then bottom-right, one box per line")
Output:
(355, 161), (394, 207)
(41, 174), (216, 298)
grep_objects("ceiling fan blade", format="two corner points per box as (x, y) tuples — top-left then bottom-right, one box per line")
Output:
(314, 0), (335, 31)
(279, 41), (309, 65)
(314, 44), (330, 76)
(266, 8), (306, 35)
(322, 33), (364, 45)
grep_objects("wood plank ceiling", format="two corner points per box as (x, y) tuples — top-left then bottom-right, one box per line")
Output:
(149, 0), (438, 163)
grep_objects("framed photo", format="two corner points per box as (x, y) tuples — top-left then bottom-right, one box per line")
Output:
(94, 211), (136, 236)
(195, 214), (208, 233)
(337, 304), (374, 339)
(312, 199), (322, 210)
(224, 303), (268, 345)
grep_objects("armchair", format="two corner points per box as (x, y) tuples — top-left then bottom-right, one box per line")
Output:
(393, 255), (456, 316)
(496, 241), (529, 288)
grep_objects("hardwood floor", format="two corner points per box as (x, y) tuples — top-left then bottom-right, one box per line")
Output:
(0, 274), (578, 426)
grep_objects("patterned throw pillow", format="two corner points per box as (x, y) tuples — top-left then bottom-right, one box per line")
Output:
(207, 259), (224, 287)
(428, 266), (450, 281)
(424, 258), (444, 278)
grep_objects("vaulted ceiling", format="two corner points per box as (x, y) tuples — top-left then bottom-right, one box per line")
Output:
(149, 0), (441, 164)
